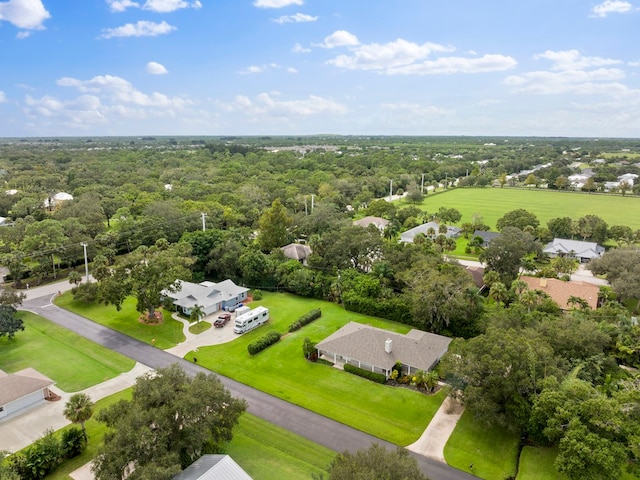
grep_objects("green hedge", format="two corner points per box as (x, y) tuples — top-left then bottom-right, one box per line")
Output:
(343, 364), (387, 384)
(342, 294), (413, 325)
(247, 331), (282, 355)
(288, 308), (322, 332)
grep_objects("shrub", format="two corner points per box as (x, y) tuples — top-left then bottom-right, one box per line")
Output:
(60, 427), (87, 458)
(71, 282), (99, 303)
(251, 289), (263, 300)
(343, 364), (386, 384)
(342, 294), (413, 325)
(288, 308), (322, 332)
(247, 331), (281, 355)
(14, 429), (62, 480)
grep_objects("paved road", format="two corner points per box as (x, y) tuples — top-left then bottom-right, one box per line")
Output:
(22, 292), (477, 480)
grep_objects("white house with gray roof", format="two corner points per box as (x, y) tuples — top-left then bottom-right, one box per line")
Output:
(163, 280), (248, 317)
(543, 238), (605, 263)
(316, 322), (452, 379)
(0, 368), (55, 420)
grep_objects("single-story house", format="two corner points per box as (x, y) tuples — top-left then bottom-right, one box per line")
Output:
(399, 222), (462, 243)
(43, 192), (74, 209)
(352, 216), (390, 231)
(163, 280), (248, 317)
(316, 322), (452, 379)
(520, 276), (600, 310)
(543, 238), (604, 263)
(173, 455), (252, 480)
(0, 368), (55, 420)
(472, 230), (500, 247)
(281, 243), (312, 265)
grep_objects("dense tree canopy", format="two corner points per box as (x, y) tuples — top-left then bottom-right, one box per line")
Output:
(92, 364), (246, 480)
(327, 444), (428, 480)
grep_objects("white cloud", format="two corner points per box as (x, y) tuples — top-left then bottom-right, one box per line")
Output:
(325, 37), (514, 75)
(0, 91), (6, 103)
(23, 75), (192, 130)
(592, 0), (633, 17)
(287, 67), (298, 73)
(221, 92), (346, 117)
(100, 20), (176, 39)
(146, 61), (168, 74)
(106, 0), (201, 12)
(292, 43), (310, 53)
(0, 0), (50, 30)
(16, 30), (30, 38)
(106, 0), (139, 12)
(272, 12), (317, 23)
(328, 38), (453, 70)
(315, 30), (359, 48)
(239, 63), (281, 74)
(381, 102), (452, 117)
(504, 49), (631, 96)
(253, 0), (303, 8)
(534, 49), (622, 70)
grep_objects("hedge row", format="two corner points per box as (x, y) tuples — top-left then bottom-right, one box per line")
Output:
(342, 294), (413, 325)
(247, 331), (282, 355)
(343, 364), (387, 384)
(288, 308), (322, 332)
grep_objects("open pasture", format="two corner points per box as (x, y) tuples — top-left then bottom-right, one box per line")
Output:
(405, 188), (640, 230)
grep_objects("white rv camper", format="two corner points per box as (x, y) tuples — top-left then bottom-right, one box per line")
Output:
(233, 306), (270, 334)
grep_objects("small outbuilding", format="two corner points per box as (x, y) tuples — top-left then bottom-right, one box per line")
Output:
(281, 243), (312, 265)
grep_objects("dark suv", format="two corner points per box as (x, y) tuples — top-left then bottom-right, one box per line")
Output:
(214, 313), (231, 328)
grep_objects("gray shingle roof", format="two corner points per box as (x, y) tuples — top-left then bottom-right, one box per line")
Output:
(543, 238), (604, 259)
(165, 280), (248, 311)
(281, 243), (312, 261)
(400, 222), (461, 243)
(173, 455), (252, 480)
(316, 322), (452, 372)
(0, 369), (55, 406)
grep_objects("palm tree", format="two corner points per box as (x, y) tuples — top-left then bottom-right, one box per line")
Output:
(489, 282), (510, 306)
(63, 393), (94, 439)
(190, 304), (205, 324)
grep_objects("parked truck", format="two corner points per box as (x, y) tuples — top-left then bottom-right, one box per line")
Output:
(233, 306), (269, 334)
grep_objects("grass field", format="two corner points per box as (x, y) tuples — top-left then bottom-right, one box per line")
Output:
(517, 446), (567, 480)
(443, 410), (520, 479)
(45, 390), (334, 480)
(183, 292), (447, 447)
(397, 188), (640, 230)
(0, 312), (134, 392)
(54, 295), (185, 349)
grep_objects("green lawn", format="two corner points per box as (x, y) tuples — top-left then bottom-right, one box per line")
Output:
(185, 292), (446, 447)
(443, 410), (520, 480)
(0, 312), (134, 392)
(517, 446), (567, 480)
(45, 389), (333, 480)
(397, 188), (640, 230)
(189, 321), (211, 334)
(54, 294), (185, 349)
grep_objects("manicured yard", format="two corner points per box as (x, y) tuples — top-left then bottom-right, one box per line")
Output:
(1, 312), (134, 392)
(517, 446), (567, 480)
(189, 321), (211, 334)
(398, 188), (640, 230)
(45, 389), (334, 480)
(186, 292), (447, 446)
(443, 410), (520, 479)
(54, 294), (185, 349)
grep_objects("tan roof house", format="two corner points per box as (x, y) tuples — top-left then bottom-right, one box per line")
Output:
(353, 216), (390, 231)
(0, 368), (55, 420)
(316, 322), (452, 379)
(520, 276), (600, 310)
(173, 454), (252, 480)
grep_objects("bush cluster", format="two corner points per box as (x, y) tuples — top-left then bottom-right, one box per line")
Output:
(288, 308), (322, 332)
(8, 427), (86, 480)
(343, 364), (387, 384)
(251, 289), (263, 300)
(247, 331), (281, 355)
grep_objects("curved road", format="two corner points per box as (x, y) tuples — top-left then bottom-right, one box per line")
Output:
(22, 293), (477, 480)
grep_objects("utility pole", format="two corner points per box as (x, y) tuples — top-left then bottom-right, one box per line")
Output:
(311, 194), (315, 212)
(421, 173), (425, 194)
(304, 196), (308, 216)
(201, 212), (207, 232)
(81, 242), (89, 283)
(389, 179), (393, 201)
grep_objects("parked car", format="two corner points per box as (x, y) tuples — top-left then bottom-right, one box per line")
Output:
(214, 313), (231, 328)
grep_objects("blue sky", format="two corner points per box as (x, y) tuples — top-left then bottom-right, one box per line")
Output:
(0, 0), (638, 137)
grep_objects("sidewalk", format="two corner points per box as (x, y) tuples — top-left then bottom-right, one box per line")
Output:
(406, 395), (465, 462)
